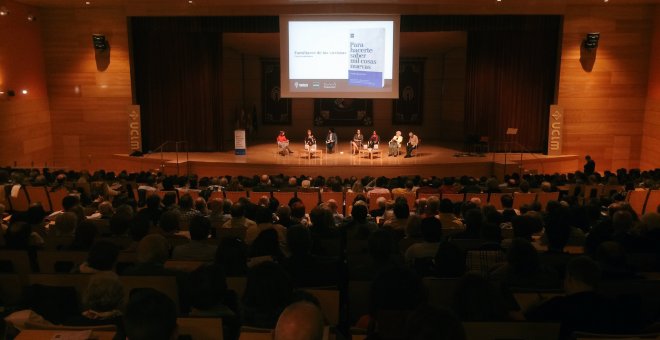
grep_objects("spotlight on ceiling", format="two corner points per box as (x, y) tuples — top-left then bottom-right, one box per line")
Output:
(0, 7), (9, 16)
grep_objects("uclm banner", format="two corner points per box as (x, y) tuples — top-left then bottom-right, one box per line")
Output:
(547, 105), (563, 156)
(128, 105), (142, 153)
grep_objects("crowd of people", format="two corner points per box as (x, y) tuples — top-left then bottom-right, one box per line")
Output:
(0, 166), (659, 339)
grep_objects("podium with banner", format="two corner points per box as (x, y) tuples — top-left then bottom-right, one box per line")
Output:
(234, 130), (246, 155)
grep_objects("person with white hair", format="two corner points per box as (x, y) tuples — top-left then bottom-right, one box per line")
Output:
(388, 131), (403, 156)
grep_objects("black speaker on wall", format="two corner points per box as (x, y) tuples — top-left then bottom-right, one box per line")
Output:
(92, 34), (108, 50)
(584, 32), (600, 49)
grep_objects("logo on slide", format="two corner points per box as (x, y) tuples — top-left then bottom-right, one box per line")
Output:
(294, 82), (299, 88)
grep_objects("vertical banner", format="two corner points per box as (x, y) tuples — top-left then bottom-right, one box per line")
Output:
(234, 129), (246, 155)
(128, 105), (142, 152)
(547, 105), (563, 156)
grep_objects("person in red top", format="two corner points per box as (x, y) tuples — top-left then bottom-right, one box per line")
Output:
(277, 131), (293, 156)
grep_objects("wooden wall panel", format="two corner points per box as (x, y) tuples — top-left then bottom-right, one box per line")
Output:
(558, 4), (654, 172)
(641, 6), (660, 170)
(0, 1), (53, 168)
(40, 7), (132, 169)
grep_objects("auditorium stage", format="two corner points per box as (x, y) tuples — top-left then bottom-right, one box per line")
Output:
(108, 142), (579, 179)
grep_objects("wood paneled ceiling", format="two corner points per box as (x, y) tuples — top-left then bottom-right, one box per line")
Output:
(13, 0), (660, 16)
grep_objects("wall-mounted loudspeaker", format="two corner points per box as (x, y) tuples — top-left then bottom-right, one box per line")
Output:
(584, 32), (600, 49)
(92, 34), (108, 50)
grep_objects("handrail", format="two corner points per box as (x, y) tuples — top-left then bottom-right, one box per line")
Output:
(151, 141), (174, 172)
(489, 140), (545, 175)
(173, 141), (190, 177)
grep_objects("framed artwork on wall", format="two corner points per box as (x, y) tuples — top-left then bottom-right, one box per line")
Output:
(262, 59), (292, 125)
(393, 58), (425, 124)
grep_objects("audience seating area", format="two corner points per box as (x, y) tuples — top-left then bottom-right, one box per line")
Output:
(0, 167), (659, 339)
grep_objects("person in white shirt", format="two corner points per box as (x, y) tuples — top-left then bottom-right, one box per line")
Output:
(388, 131), (403, 157)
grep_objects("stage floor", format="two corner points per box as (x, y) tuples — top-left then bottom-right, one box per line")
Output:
(108, 142), (579, 178)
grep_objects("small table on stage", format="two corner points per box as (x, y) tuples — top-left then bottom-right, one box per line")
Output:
(359, 148), (382, 159)
(302, 148), (323, 159)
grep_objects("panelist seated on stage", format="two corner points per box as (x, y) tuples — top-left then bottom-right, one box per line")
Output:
(277, 131), (293, 156)
(304, 129), (317, 151)
(325, 128), (337, 153)
(368, 130), (380, 149)
(351, 129), (364, 154)
(405, 132), (419, 158)
(388, 131), (403, 157)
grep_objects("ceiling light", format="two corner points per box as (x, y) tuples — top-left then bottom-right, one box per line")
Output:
(21, 89), (28, 95)
(0, 7), (9, 16)
(27, 14), (36, 22)
(85, 1), (91, 5)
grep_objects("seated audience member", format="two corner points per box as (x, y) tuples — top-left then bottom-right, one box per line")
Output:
(53, 211), (78, 237)
(437, 199), (465, 232)
(344, 203), (378, 240)
(177, 193), (201, 229)
(282, 225), (335, 288)
(593, 241), (640, 280)
(186, 264), (240, 340)
(405, 217), (443, 267)
(75, 240), (119, 273)
(349, 229), (402, 280)
(222, 202), (257, 230)
(4, 221), (44, 249)
(489, 238), (560, 289)
(326, 199), (344, 226)
(451, 208), (482, 240)
(207, 198), (229, 228)
(361, 267), (427, 335)
(66, 220), (98, 250)
(369, 196), (388, 218)
(242, 261), (294, 329)
(406, 304), (466, 340)
(158, 210), (189, 249)
(172, 215), (217, 261)
(122, 288), (178, 340)
(123, 234), (175, 276)
(276, 205), (294, 229)
(433, 241), (467, 278)
(383, 201), (410, 237)
(500, 194), (519, 222)
(214, 237), (248, 277)
(137, 194), (162, 227)
(451, 273), (514, 322)
(246, 205), (286, 246)
(249, 228), (285, 266)
(526, 256), (619, 338)
(290, 201), (309, 227)
(274, 301), (325, 340)
(124, 214), (150, 253)
(398, 215), (424, 254)
(63, 272), (124, 327)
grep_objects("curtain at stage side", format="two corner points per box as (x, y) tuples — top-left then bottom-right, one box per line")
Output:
(132, 26), (223, 152)
(464, 27), (559, 153)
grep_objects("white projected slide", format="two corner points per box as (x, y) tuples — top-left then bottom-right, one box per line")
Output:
(280, 15), (400, 98)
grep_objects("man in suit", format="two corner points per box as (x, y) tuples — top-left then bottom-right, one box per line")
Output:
(325, 128), (337, 153)
(583, 155), (596, 175)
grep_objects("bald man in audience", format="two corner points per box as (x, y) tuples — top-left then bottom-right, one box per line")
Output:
(273, 301), (325, 340)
